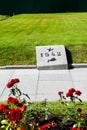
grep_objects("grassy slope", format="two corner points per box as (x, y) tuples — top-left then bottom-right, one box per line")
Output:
(0, 13), (87, 65)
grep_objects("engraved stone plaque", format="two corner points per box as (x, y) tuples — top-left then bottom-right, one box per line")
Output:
(36, 45), (68, 70)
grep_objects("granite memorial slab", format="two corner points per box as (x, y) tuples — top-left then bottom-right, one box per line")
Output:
(36, 45), (68, 70)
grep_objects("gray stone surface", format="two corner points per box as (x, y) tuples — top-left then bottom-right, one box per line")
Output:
(0, 70), (15, 101)
(70, 68), (87, 81)
(0, 68), (87, 102)
(36, 45), (68, 70)
(39, 70), (71, 81)
(11, 69), (39, 101)
(36, 81), (73, 101)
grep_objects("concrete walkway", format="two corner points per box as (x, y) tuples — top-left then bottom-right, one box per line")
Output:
(0, 65), (87, 102)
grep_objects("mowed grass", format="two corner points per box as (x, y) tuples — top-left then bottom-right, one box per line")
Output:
(0, 13), (87, 65)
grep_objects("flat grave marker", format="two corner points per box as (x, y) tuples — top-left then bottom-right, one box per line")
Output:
(36, 45), (68, 70)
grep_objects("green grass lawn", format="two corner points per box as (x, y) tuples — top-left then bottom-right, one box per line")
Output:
(0, 13), (87, 65)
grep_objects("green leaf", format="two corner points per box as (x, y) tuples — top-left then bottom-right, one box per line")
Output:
(1, 119), (9, 125)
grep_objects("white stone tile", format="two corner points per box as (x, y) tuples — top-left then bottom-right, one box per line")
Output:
(11, 69), (39, 95)
(36, 81), (73, 101)
(0, 68), (87, 102)
(0, 70), (15, 98)
(70, 68), (87, 81)
(0, 88), (9, 101)
(36, 94), (58, 102)
(39, 70), (71, 81)
(0, 69), (39, 102)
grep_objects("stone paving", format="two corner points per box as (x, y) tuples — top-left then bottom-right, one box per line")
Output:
(0, 67), (87, 102)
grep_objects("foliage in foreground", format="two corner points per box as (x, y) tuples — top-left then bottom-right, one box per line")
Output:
(0, 78), (54, 130)
(0, 78), (87, 129)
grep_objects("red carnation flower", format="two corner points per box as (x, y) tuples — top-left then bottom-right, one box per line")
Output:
(8, 97), (19, 105)
(66, 91), (73, 97)
(0, 104), (7, 112)
(58, 91), (64, 99)
(66, 88), (75, 97)
(75, 90), (82, 96)
(6, 81), (14, 88)
(6, 78), (20, 88)
(8, 108), (22, 123)
(70, 128), (78, 130)
(69, 88), (75, 93)
(40, 123), (51, 130)
(66, 92), (71, 97)
(11, 78), (20, 84)
(20, 126), (25, 130)
(77, 107), (82, 113)
(58, 91), (63, 96)
(3, 109), (9, 115)
(19, 105), (26, 112)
